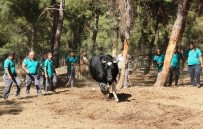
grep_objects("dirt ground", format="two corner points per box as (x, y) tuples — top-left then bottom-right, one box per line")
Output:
(1, 71), (203, 129)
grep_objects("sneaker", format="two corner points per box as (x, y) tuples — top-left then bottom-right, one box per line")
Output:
(3, 97), (8, 101)
(26, 92), (30, 96)
(66, 82), (70, 86)
(197, 84), (201, 88)
(37, 93), (42, 97)
(15, 94), (21, 98)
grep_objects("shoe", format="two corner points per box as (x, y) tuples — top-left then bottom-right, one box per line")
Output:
(197, 84), (201, 88)
(26, 92), (30, 96)
(66, 82), (70, 86)
(45, 91), (49, 94)
(37, 93), (42, 96)
(3, 97), (8, 101)
(15, 94), (21, 98)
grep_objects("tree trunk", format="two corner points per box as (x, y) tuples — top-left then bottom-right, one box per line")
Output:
(117, 0), (135, 89)
(51, 0), (58, 56)
(154, 0), (191, 87)
(112, 15), (119, 57)
(30, 26), (36, 51)
(53, 0), (64, 68)
(110, 0), (119, 57)
(91, 8), (100, 56)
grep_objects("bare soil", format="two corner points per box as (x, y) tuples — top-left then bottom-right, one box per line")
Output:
(1, 71), (203, 129)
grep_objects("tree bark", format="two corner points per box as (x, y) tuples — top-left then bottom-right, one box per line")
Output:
(154, 0), (191, 87)
(51, 0), (58, 56)
(52, 0), (64, 68)
(110, 0), (119, 57)
(117, 0), (135, 89)
(91, 8), (100, 56)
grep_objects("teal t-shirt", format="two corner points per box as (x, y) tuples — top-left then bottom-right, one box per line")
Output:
(171, 52), (183, 68)
(66, 56), (78, 71)
(24, 58), (39, 75)
(66, 56), (78, 64)
(4, 58), (16, 75)
(44, 59), (55, 77)
(185, 48), (202, 65)
(153, 54), (165, 71)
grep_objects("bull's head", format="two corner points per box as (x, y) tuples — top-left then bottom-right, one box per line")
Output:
(102, 57), (118, 83)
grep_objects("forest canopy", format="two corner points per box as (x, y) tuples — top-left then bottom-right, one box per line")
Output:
(0, 0), (202, 68)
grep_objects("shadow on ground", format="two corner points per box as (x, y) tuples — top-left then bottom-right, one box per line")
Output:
(109, 93), (132, 102)
(0, 100), (31, 116)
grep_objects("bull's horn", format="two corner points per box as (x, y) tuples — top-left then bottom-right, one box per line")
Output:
(113, 57), (117, 63)
(102, 59), (106, 63)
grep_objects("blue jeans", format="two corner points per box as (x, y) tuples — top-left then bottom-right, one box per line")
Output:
(188, 64), (201, 86)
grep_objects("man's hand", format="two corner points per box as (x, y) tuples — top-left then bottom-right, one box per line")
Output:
(201, 64), (203, 69)
(8, 75), (12, 80)
(26, 70), (30, 74)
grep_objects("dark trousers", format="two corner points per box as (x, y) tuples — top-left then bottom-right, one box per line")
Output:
(41, 74), (46, 90)
(25, 74), (41, 94)
(3, 74), (21, 99)
(169, 67), (180, 86)
(188, 64), (201, 86)
(46, 74), (57, 92)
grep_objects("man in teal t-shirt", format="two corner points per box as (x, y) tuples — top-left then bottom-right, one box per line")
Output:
(40, 53), (47, 90)
(153, 48), (165, 72)
(44, 52), (57, 93)
(169, 46), (183, 86)
(3, 51), (21, 100)
(185, 42), (203, 88)
(22, 51), (41, 96)
(66, 51), (78, 86)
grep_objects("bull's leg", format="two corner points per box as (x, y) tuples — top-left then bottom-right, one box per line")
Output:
(106, 84), (110, 98)
(99, 83), (107, 95)
(112, 82), (119, 102)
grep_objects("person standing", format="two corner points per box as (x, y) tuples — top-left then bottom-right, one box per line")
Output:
(44, 52), (57, 93)
(40, 53), (47, 90)
(3, 51), (21, 100)
(169, 46), (183, 86)
(153, 48), (165, 72)
(185, 42), (203, 88)
(117, 50), (130, 88)
(66, 51), (78, 86)
(22, 51), (41, 96)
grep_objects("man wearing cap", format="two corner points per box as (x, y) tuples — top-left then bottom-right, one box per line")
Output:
(3, 51), (21, 100)
(22, 51), (41, 96)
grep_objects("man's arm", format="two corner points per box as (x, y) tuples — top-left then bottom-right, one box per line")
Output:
(199, 56), (203, 68)
(44, 67), (48, 78)
(22, 64), (29, 74)
(5, 68), (12, 79)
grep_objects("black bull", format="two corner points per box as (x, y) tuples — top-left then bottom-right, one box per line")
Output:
(89, 54), (119, 101)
